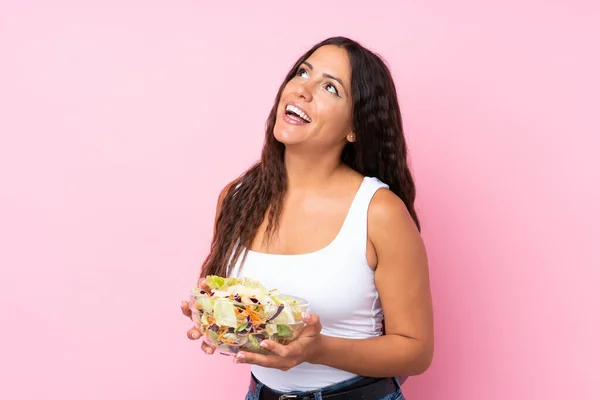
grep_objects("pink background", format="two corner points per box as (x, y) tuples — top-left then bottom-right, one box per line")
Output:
(1, 1), (598, 399)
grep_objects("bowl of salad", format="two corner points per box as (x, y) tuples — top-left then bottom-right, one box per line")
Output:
(189, 275), (310, 355)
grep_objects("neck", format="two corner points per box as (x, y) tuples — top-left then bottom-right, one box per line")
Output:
(283, 146), (345, 190)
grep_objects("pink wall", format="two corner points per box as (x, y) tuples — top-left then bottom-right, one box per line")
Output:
(1, 1), (598, 399)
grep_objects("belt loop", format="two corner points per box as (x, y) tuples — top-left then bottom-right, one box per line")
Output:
(254, 381), (264, 397)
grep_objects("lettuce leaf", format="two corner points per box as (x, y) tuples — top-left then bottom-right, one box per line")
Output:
(213, 298), (237, 327)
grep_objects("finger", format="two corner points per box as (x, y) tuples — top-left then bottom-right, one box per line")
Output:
(258, 340), (289, 358)
(299, 312), (322, 335)
(302, 312), (321, 326)
(181, 301), (192, 319)
(201, 341), (215, 355)
(233, 351), (280, 368)
(198, 278), (210, 291)
(187, 326), (202, 340)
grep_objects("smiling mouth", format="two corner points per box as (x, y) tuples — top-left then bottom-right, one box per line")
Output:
(284, 104), (312, 123)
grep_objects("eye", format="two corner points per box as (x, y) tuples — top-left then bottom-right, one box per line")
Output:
(325, 83), (339, 96)
(296, 67), (309, 78)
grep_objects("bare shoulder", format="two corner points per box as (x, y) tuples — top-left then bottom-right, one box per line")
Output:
(368, 188), (420, 237)
(367, 187), (426, 269)
(217, 179), (237, 209)
(213, 178), (239, 225)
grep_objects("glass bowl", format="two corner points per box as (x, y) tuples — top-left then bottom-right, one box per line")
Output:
(189, 287), (310, 356)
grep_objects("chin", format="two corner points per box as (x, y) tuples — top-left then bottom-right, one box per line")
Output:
(273, 122), (305, 146)
(273, 129), (299, 146)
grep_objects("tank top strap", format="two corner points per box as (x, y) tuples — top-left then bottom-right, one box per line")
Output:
(336, 176), (390, 251)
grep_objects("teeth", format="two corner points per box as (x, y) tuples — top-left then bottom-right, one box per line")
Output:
(285, 104), (311, 122)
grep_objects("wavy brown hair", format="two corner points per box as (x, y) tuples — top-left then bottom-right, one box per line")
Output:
(200, 36), (420, 280)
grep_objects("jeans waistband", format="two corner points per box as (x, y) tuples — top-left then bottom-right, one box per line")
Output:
(249, 373), (401, 400)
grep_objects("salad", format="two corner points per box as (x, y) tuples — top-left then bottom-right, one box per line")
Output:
(189, 275), (309, 355)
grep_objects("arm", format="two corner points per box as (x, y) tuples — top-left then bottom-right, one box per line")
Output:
(310, 189), (434, 377)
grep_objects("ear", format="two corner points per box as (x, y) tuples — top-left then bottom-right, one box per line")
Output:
(346, 132), (356, 143)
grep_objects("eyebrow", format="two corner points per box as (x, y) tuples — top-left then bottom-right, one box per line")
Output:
(303, 61), (348, 95)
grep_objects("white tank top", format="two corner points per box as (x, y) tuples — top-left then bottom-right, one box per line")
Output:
(230, 176), (389, 392)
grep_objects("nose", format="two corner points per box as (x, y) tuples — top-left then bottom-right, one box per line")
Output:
(295, 80), (313, 102)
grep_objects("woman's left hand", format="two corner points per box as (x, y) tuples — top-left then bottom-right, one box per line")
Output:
(233, 312), (323, 371)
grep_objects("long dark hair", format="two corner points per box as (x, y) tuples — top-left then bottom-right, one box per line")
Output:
(200, 36), (420, 279)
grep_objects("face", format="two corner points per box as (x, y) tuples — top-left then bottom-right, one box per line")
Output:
(273, 45), (355, 149)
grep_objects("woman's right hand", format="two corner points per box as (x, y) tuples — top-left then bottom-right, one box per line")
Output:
(181, 279), (216, 355)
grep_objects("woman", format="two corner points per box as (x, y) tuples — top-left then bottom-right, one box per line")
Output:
(181, 36), (434, 400)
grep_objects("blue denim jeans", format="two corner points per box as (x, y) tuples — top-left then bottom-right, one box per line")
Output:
(244, 374), (406, 400)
